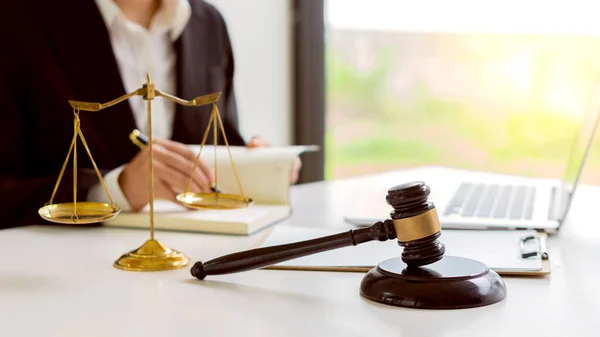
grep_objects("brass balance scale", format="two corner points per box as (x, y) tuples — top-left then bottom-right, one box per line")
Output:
(37, 74), (253, 271)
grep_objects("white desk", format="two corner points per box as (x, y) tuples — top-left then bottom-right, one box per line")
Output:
(1, 167), (600, 337)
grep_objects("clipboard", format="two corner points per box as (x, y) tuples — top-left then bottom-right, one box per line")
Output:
(259, 226), (551, 276)
(498, 232), (550, 276)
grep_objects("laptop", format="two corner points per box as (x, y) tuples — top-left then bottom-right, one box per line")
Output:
(343, 78), (600, 233)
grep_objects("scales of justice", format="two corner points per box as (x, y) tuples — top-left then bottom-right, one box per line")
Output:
(37, 73), (253, 272)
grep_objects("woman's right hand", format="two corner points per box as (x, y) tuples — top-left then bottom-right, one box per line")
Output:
(118, 138), (214, 211)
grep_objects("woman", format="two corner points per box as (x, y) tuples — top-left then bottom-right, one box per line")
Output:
(0, 0), (296, 228)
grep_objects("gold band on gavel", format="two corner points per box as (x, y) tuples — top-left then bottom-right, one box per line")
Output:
(392, 208), (441, 242)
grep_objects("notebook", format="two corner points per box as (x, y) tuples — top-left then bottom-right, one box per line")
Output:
(258, 226), (550, 276)
(103, 145), (319, 235)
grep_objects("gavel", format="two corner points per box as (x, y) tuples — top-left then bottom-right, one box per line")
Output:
(191, 181), (507, 310)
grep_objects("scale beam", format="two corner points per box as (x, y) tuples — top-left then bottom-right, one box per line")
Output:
(68, 89), (144, 111)
(68, 89), (222, 112)
(156, 90), (221, 107)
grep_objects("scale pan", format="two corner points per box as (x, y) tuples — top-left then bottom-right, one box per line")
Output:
(38, 202), (121, 224)
(176, 192), (253, 210)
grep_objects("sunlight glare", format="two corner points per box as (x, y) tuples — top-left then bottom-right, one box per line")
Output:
(327, 0), (600, 35)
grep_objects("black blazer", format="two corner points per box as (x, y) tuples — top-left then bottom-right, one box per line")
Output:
(0, 0), (246, 228)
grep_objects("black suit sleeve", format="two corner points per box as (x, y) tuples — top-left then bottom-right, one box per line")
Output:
(0, 4), (104, 229)
(206, 3), (246, 146)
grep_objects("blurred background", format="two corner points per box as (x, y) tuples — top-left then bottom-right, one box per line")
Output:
(324, 0), (600, 184)
(210, 0), (600, 185)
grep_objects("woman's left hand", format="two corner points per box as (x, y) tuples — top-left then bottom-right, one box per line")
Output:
(247, 136), (302, 184)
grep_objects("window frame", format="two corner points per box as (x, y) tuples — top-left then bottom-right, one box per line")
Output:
(293, 0), (326, 183)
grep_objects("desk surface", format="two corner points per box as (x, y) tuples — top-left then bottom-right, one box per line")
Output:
(1, 167), (599, 337)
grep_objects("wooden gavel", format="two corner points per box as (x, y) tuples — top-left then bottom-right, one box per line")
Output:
(190, 180), (507, 310)
(191, 181), (445, 280)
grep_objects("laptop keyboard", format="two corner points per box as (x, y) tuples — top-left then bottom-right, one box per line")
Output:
(444, 183), (536, 220)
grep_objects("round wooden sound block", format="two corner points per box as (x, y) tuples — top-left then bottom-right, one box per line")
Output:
(360, 256), (507, 309)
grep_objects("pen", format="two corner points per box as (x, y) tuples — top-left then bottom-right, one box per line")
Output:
(538, 233), (549, 260)
(129, 129), (148, 149)
(519, 234), (549, 260)
(128, 129), (221, 193)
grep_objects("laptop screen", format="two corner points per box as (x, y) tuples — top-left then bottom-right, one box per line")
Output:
(557, 76), (600, 222)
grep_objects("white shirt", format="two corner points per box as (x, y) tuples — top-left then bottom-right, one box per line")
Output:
(87, 0), (191, 211)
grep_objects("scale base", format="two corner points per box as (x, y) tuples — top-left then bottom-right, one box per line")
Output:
(114, 239), (190, 271)
(360, 256), (506, 309)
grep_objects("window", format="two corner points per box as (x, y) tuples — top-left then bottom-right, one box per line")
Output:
(323, 0), (600, 184)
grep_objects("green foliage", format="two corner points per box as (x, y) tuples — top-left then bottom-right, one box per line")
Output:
(406, 85), (468, 124)
(331, 136), (442, 164)
(324, 43), (599, 181)
(326, 46), (397, 119)
(487, 112), (578, 162)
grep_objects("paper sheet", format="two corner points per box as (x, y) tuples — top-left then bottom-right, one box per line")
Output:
(188, 145), (319, 204)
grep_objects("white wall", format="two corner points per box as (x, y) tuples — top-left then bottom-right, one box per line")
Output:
(206, 0), (294, 146)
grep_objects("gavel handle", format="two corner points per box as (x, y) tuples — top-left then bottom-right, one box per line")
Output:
(191, 220), (396, 280)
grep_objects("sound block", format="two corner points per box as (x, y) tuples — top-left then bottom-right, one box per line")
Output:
(360, 256), (506, 309)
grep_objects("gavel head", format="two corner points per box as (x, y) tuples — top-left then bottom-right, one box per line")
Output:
(386, 181), (445, 267)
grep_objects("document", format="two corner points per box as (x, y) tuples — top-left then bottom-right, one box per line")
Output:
(259, 226), (548, 274)
(103, 145), (319, 235)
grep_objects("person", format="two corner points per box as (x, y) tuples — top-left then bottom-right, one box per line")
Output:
(0, 0), (300, 229)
